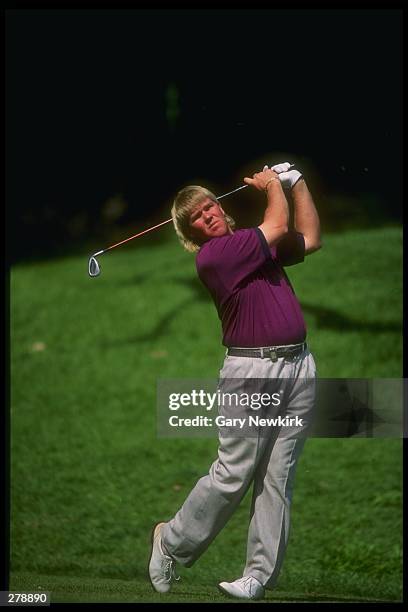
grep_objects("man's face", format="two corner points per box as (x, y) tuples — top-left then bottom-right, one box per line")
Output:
(189, 197), (231, 243)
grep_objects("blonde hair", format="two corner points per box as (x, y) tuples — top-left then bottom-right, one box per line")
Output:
(171, 185), (236, 253)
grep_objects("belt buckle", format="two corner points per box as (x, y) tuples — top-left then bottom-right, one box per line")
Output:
(269, 348), (278, 362)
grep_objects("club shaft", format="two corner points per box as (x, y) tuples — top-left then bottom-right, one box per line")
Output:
(100, 183), (249, 254)
(104, 218), (174, 252)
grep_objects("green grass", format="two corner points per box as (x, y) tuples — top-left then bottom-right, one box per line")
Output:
(10, 226), (403, 602)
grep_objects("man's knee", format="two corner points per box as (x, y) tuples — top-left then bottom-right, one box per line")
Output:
(209, 459), (254, 496)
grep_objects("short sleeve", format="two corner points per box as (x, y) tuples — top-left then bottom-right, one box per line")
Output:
(272, 231), (305, 267)
(196, 228), (270, 296)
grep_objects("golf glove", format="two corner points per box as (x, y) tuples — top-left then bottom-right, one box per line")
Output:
(264, 162), (303, 190)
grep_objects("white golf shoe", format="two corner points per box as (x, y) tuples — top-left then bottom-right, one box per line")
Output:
(148, 522), (180, 593)
(218, 576), (265, 600)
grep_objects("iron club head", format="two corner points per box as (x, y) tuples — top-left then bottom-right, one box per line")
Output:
(88, 251), (104, 277)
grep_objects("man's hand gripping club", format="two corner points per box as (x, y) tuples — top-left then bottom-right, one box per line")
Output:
(243, 167), (290, 247)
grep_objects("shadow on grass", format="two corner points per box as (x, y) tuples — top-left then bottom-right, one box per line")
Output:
(301, 302), (401, 333)
(99, 278), (211, 348)
(100, 295), (401, 349)
(172, 277), (211, 302)
(99, 296), (196, 347)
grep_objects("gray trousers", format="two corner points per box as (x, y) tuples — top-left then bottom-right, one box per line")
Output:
(161, 347), (316, 588)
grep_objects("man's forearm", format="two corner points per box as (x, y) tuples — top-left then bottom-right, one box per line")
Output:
(259, 180), (289, 245)
(243, 168), (290, 246)
(291, 179), (321, 252)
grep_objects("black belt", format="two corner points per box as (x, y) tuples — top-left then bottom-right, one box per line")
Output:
(227, 342), (307, 362)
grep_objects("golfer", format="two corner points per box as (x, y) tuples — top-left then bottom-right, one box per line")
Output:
(149, 162), (321, 599)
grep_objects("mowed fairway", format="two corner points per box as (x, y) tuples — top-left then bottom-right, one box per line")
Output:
(10, 226), (403, 603)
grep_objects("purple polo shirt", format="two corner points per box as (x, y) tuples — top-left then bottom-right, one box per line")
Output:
(196, 228), (307, 347)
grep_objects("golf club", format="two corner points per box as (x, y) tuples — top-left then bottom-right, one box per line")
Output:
(88, 165), (294, 277)
(88, 183), (249, 277)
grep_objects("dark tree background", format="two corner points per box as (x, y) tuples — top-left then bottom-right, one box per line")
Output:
(6, 9), (402, 263)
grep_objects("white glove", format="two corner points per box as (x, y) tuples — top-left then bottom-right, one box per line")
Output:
(264, 162), (303, 190)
